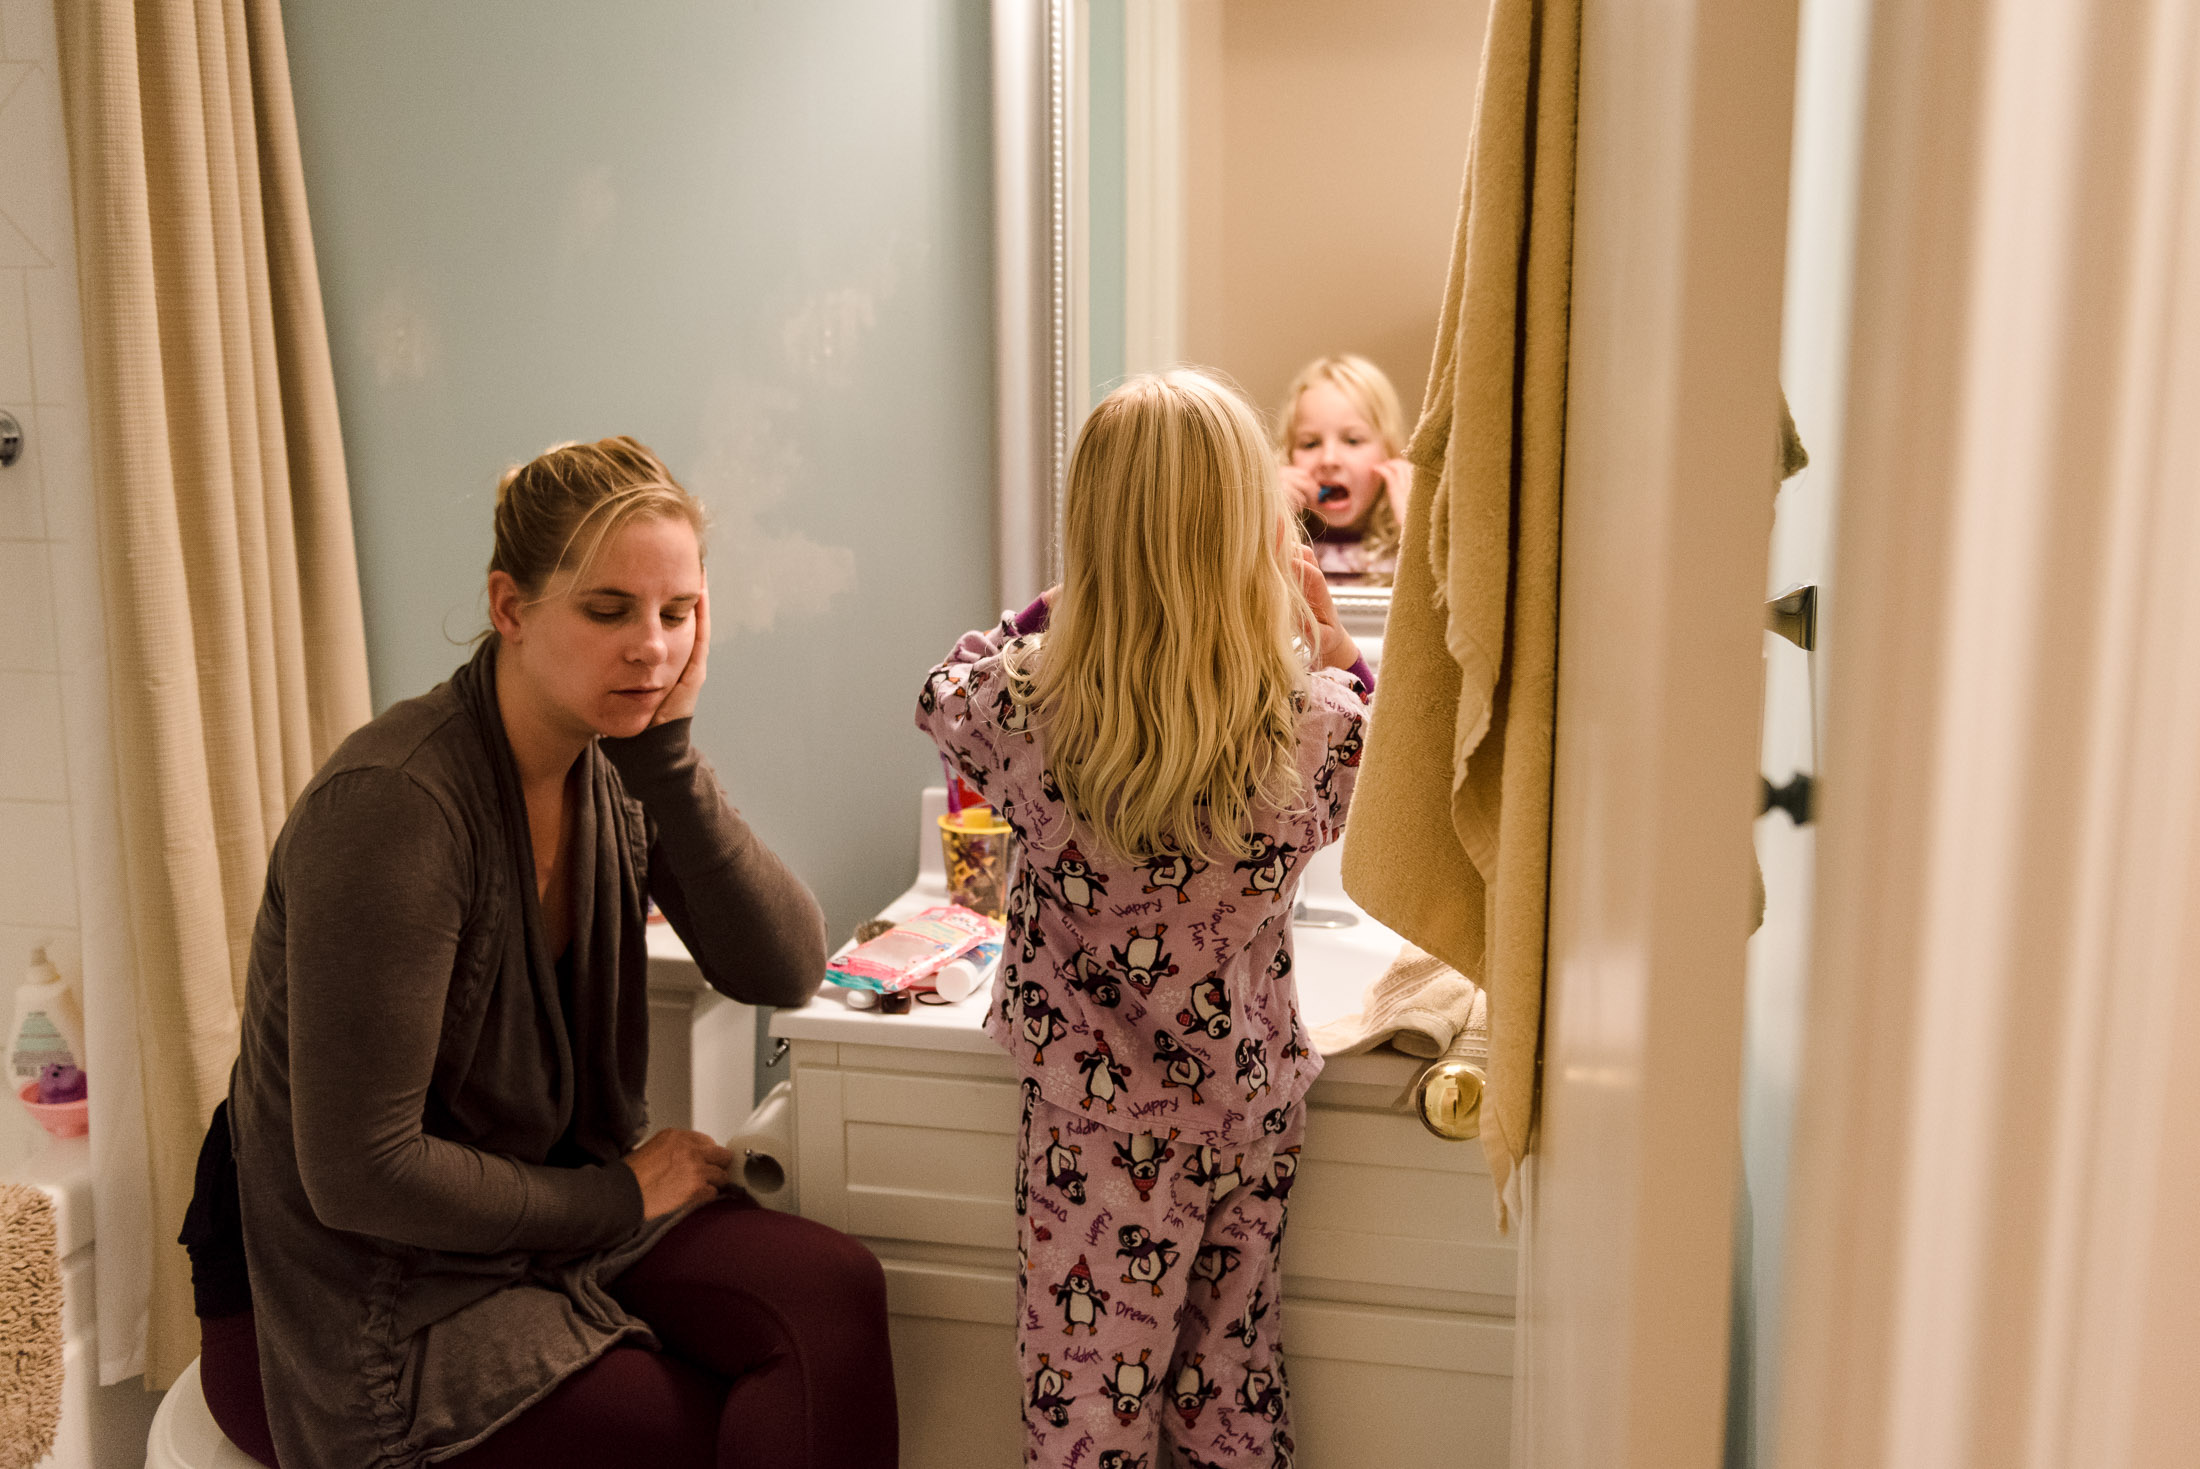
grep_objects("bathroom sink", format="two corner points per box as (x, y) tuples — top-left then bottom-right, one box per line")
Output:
(771, 788), (1412, 1057)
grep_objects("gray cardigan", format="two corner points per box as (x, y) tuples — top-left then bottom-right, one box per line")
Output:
(227, 638), (825, 1469)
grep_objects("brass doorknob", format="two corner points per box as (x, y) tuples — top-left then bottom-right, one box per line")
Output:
(1416, 1057), (1484, 1140)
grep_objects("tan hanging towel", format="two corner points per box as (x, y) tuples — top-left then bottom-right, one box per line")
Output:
(1340, 0), (1578, 1229)
(0, 1184), (63, 1469)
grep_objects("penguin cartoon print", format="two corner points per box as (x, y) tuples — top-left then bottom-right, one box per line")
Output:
(1235, 1036), (1271, 1100)
(994, 681), (1035, 742)
(1042, 1128), (1089, 1205)
(1228, 1285), (1270, 1348)
(1175, 972), (1232, 1040)
(1101, 1348), (1161, 1424)
(1060, 947), (1122, 1009)
(1236, 1364), (1287, 1422)
(1051, 1255), (1110, 1336)
(1252, 1144), (1300, 1203)
(1020, 1075), (1043, 1132)
(1048, 846), (1107, 914)
(1115, 1224), (1180, 1297)
(1189, 1242), (1242, 1300)
(1138, 849), (1205, 904)
(1333, 718), (1365, 768)
(1109, 1128), (1179, 1200)
(1016, 978), (1070, 1064)
(1027, 1353), (1075, 1428)
(1007, 876), (1045, 964)
(1183, 1145), (1245, 1202)
(1168, 1354), (1222, 1429)
(1074, 1033), (1131, 1113)
(1151, 1031), (1213, 1105)
(1110, 925), (1178, 997)
(1234, 834), (1299, 899)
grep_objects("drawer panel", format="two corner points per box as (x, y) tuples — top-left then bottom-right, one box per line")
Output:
(878, 1254), (1017, 1325)
(1282, 1296), (1514, 1375)
(843, 1070), (1021, 1134)
(1284, 1224), (1518, 1299)
(811, 1064), (1514, 1302)
(1302, 1103), (1490, 1175)
(847, 1119), (1013, 1200)
(847, 1185), (1018, 1249)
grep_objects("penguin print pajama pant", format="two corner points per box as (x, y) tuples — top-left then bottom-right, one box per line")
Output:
(1016, 1086), (1304, 1469)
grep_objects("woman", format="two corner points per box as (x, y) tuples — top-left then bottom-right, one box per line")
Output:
(1277, 353), (1416, 584)
(183, 438), (897, 1469)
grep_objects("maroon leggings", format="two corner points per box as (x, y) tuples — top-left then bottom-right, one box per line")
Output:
(200, 1197), (897, 1468)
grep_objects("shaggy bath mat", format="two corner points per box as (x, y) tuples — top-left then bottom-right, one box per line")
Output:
(0, 1183), (62, 1469)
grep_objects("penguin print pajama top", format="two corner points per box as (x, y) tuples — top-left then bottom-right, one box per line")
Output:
(917, 609), (1368, 1468)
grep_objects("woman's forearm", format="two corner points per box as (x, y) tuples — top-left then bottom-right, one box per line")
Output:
(602, 720), (827, 1009)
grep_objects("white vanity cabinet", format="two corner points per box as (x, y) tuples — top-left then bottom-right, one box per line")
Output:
(766, 793), (1515, 1467)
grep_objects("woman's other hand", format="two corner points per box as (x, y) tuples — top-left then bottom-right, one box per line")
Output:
(1280, 464), (1326, 514)
(652, 585), (709, 726)
(1293, 544), (1360, 670)
(625, 1127), (733, 1219)
(1375, 457), (1415, 523)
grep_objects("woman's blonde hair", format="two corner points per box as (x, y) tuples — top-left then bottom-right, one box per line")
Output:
(1007, 369), (1311, 865)
(1276, 354), (1407, 570)
(490, 436), (707, 598)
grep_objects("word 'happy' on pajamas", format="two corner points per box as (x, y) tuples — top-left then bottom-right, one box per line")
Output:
(1018, 1085), (1303, 1469)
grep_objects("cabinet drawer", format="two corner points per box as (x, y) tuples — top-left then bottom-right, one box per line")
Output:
(800, 1065), (1517, 1307)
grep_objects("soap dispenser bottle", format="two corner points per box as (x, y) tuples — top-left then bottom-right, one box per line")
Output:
(12, 945), (87, 1106)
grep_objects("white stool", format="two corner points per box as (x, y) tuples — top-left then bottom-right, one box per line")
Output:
(145, 1357), (262, 1469)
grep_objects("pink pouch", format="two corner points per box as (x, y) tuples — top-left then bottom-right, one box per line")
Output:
(826, 905), (1003, 994)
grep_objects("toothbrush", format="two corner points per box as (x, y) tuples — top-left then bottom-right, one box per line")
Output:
(940, 753), (965, 816)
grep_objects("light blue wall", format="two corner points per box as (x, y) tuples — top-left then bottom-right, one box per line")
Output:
(1085, 0), (1127, 404)
(281, 0), (997, 1077)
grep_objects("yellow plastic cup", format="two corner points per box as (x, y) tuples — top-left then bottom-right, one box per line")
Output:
(938, 806), (1014, 920)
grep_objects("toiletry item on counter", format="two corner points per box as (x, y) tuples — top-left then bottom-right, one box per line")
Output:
(938, 805), (1014, 919)
(931, 940), (1002, 1003)
(12, 947), (89, 1138)
(826, 905), (1002, 995)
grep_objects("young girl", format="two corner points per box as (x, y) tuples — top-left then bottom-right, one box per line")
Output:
(1276, 354), (1415, 585)
(917, 371), (1371, 1468)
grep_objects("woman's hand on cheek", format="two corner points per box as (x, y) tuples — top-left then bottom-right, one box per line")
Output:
(652, 586), (709, 726)
(625, 1128), (734, 1220)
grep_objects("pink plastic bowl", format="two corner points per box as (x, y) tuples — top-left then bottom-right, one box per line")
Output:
(18, 1080), (88, 1139)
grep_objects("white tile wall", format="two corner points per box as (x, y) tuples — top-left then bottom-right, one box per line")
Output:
(0, 0), (92, 1162)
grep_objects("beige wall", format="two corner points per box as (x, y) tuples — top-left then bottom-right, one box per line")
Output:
(1182, 0), (1484, 430)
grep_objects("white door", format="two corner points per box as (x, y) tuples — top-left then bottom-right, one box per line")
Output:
(1513, 2), (1803, 1466)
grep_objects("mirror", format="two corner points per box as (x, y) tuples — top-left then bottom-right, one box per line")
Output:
(1062, 0), (1485, 646)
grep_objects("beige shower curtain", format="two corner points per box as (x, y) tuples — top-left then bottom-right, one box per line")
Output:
(57, 0), (369, 1387)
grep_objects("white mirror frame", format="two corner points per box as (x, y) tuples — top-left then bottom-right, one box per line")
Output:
(991, 0), (1074, 612)
(994, 0), (1390, 652)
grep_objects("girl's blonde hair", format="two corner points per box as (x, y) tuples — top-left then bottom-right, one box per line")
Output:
(490, 436), (707, 598)
(1008, 369), (1311, 865)
(1276, 354), (1407, 571)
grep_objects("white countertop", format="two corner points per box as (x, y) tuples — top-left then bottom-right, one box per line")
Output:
(768, 789), (1427, 1089)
